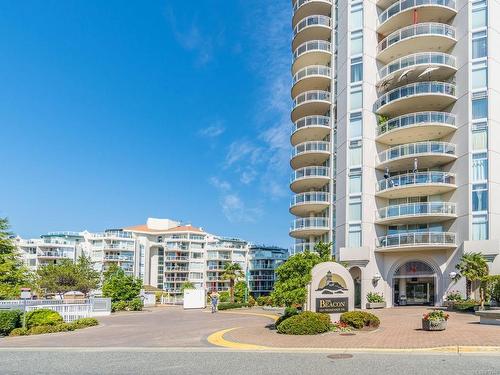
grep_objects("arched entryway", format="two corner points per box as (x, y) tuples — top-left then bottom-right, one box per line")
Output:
(392, 261), (437, 306)
(349, 267), (362, 309)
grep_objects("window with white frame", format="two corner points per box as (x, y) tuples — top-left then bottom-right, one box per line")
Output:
(472, 183), (488, 212)
(349, 140), (362, 166)
(349, 112), (362, 138)
(472, 152), (488, 182)
(349, 168), (362, 194)
(348, 224), (362, 247)
(350, 57), (363, 83)
(471, 61), (487, 90)
(472, 214), (488, 240)
(472, 122), (487, 151)
(472, 92), (488, 120)
(472, 31), (487, 59)
(350, 85), (362, 110)
(349, 196), (362, 221)
(350, 30), (363, 56)
(350, 2), (363, 31)
(472, 0), (487, 29)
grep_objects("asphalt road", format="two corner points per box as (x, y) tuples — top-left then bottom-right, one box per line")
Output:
(0, 349), (499, 375)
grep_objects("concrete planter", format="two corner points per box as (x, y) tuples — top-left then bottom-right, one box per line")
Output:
(422, 319), (447, 331)
(366, 302), (386, 309)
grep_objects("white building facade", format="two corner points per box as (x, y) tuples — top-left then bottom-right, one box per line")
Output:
(289, 0), (500, 307)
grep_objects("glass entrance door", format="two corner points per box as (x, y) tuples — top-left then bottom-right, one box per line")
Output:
(406, 283), (430, 305)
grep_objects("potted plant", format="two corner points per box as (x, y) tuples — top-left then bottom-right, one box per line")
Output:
(443, 290), (463, 310)
(366, 292), (386, 309)
(422, 310), (449, 331)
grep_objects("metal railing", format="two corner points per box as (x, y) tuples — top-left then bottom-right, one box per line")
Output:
(293, 40), (331, 61)
(293, 65), (331, 85)
(379, 0), (456, 26)
(292, 115), (330, 135)
(293, 242), (316, 253)
(294, 15), (332, 35)
(377, 202), (456, 220)
(377, 111), (456, 136)
(290, 217), (329, 232)
(165, 256), (189, 261)
(378, 52), (456, 81)
(378, 141), (456, 164)
(375, 81), (456, 111)
(293, 90), (331, 108)
(377, 171), (456, 192)
(291, 166), (330, 183)
(293, 0), (332, 13)
(377, 231), (456, 248)
(377, 23), (456, 54)
(292, 141), (330, 158)
(290, 191), (330, 207)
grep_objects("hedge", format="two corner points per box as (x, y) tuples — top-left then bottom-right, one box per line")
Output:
(112, 299), (144, 312)
(9, 318), (99, 336)
(340, 311), (380, 329)
(277, 311), (331, 335)
(0, 310), (22, 336)
(275, 307), (298, 327)
(71, 318), (99, 329)
(25, 309), (63, 329)
(217, 303), (251, 311)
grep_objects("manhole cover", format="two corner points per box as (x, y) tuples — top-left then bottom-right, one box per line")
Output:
(327, 354), (353, 360)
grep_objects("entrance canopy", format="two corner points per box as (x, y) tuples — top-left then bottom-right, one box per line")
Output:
(393, 261), (436, 279)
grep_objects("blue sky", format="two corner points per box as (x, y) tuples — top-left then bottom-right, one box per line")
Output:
(0, 1), (293, 248)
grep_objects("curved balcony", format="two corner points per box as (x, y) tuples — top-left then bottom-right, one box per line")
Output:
(376, 171), (456, 199)
(376, 231), (456, 252)
(378, 52), (456, 92)
(376, 202), (457, 225)
(292, 65), (331, 98)
(290, 191), (330, 216)
(292, 40), (331, 75)
(293, 15), (332, 50)
(378, 0), (457, 35)
(291, 115), (331, 146)
(291, 141), (330, 169)
(375, 81), (456, 116)
(290, 217), (329, 238)
(290, 166), (330, 193)
(377, 23), (456, 63)
(291, 90), (331, 122)
(377, 111), (456, 145)
(292, 0), (332, 28)
(377, 141), (456, 170)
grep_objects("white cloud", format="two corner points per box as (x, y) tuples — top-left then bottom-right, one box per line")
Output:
(209, 177), (231, 192)
(198, 121), (225, 138)
(221, 194), (262, 223)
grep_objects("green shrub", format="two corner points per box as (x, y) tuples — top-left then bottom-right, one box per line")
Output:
(219, 291), (230, 303)
(445, 290), (463, 302)
(25, 309), (63, 329)
(366, 292), (384, 303)
(277, 311), (330, 335)
(217, 303), (250, 311)
(490, 280), (500, 302)
(9, 327), (28, 336)
(0, 310), (22, 336)
(111, 301), (128, 312)
(54, 323), (76, 332)
(340, 311), (380, 329)
(248, 295), (256, 306)
(256, 295), (273, 306)
(275, 307), (298, 327)
(27, 325), (58, 335)
(71, 318), (99, 329)
(127, 298), (143, 311)
(453, 299), (478, 311)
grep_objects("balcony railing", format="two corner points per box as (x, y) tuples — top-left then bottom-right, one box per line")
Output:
(378, 141), (456, 164)
(379, 0), (456, 26)
(377, 23), (456, 54)
(377, 111), (455, 136)
(290, 217), (329, 231)
(293, 40), (331, 61)
(294, 15), (331, 35)
(293, 242), (316, 253)
(164, 256), (189, 261)
(377, 231), (456, 248)
(291, 166), (330, 182)
(292, 115), (330, 135)
(293, 65), (331, 85)
(377, 171), (455, 192)
(293, 90), (331, 108)
(292, 141), (330, 158)
(379, 52), (456, 81)
(290, 191), (330, 207)
(377, 202), (456, 220)
(375, 81), (456, 112)
(293, 0), (332, 13)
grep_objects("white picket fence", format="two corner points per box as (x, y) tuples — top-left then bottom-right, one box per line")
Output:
(26, 304), (93, 322)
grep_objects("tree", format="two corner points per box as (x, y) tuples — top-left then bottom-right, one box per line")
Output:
(271, 250), (324, 307)
(314, 241), (334, 261)
(221, 262), (244, 303)
(0, 218), (32, 299)
(37, 259), (80, 298)
(102, 264), (142, 302)
(455, 252), (489, 309)
(74, 254), (100, 297)
(234, 280), (248, 303)
(180, 281), (195, 293)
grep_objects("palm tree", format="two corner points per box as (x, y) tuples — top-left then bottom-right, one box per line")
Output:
(180, 281), (195, 293)
(221, 262), (244, 303)
(455, 252), (489, 309)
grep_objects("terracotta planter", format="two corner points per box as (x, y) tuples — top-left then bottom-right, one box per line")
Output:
(366, 302), (386, 309)
(422, 318), (447, 331)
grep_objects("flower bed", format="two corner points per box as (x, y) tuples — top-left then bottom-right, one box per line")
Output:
(422, 310), (449, 331)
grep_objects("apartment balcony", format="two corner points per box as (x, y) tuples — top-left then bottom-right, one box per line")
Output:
(376, 202), (457, 225)
(378, 52), (456, 92)
(290, 217), (329, 238)
(290, 191), (330, 216)
(377, 23), (456, 63)
(378, 0), (457, 35)
(37, 252), (67, 259)
(377, 141), (456, 170)
(290, 166), (330, 193)
(292, 0), (332, 28)
(376, 171), (456, 199)
(293, 242), (316, 253)
(291, 90), (331, 122)
(165, 267), (189, 272)
(377, 111), (456, 145)
(290, 140), (330, 169)
(293, 15), (332, 50)
(292, 65), (331, 99)
(164, 256), (189, 262)
(375, 81), (456, 117)
(376, 231), (456, 252)
(291, 115), (331, 146)
(292, 40), (331, 75)
(103, 255), (133, 262)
